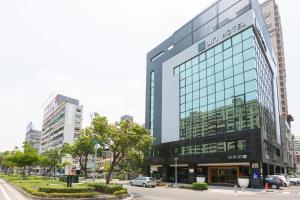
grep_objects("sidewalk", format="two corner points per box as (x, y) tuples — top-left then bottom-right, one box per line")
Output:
(164, 182), (264, 195)
(80, 178), (129, 185)
(81, 178), (267, 195)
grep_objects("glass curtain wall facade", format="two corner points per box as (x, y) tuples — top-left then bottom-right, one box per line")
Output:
(173, 27), (275, 146)
(145, 0), (283, 188)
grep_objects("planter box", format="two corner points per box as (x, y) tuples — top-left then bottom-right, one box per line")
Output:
(196, 177), (206, 183)
(238, 177), (250, 188)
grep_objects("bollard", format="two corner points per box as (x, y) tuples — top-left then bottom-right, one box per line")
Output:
(234, 185), (238, 193)
(241, 186), (245, 192)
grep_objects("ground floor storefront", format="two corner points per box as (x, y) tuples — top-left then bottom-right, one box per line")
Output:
(149, 162), (287, 188)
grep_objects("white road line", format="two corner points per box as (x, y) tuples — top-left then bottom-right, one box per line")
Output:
(0, 184), (12, 200)
(282, 192), (290, 195)
(124, 192), (134, 200)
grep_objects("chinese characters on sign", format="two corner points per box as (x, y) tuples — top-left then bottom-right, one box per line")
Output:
(227, 154), (247, 160)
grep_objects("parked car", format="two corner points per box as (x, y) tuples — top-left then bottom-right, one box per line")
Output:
(129, 177), (156, 187)
(273, 175), (290, 187)
(265, 176), (284, 189)
(287, 175), (300, 185)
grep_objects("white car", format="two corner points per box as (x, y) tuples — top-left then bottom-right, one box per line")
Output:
(273, 175), (290, 187)
(129, 177), (156, 187)
(287, 175), (300, 185)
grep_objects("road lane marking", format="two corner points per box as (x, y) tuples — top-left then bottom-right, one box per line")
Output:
(0, 184), (12, 200)
(124, 192), (134, 200)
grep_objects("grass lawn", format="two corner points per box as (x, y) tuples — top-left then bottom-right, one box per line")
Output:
(0, 173), (127, 198)
(0, 174), (97, 198)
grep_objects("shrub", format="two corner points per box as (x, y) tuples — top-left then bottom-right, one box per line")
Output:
(192, 182), (208, 190)
(38, 186), (95, 193)
(87, 182), (124, 194)
(46, 192), (97, 198)
(178, 185), (193, 189)
(113, 189), (127, 196)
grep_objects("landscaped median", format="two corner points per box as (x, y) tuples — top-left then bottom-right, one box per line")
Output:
(0, 174), (128, 199)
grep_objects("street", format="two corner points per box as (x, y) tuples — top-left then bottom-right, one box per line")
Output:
(0, 179), (27, 200)
(125, 185), (300, 200)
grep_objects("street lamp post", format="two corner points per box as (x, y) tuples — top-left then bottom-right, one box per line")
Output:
(174, 157), (178, 187)
(93, 142), (97, 181)
(90, 114), (98, 182)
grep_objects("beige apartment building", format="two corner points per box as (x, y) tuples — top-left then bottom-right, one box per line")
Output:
(261, 0), (287, 115)
(261, 0), (294, 171)
(40, 94), (83, 153)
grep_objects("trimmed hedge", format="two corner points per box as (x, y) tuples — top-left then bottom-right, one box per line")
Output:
(113, 189), (127, 196)
(39, 186), (95, 193)
(87, 182), (124, 194)
(192, 182), (208, 190)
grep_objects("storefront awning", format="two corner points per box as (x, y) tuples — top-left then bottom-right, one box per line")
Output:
(169, 164), (189, 167)
(197, 162), (250, 167)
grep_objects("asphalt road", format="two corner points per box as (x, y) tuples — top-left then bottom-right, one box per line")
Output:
(125, 185), (300, 200)
(0, 179), (27, 200)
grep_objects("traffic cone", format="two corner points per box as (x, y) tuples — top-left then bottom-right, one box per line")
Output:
(264, 183), (269, 191)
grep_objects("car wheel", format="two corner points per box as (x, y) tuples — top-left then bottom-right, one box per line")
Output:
(142, 183), (146, 188)
(291, 182), (296, 186)
(271, 184), (278, 189)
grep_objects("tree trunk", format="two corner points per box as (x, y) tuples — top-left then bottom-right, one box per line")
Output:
(84, 154), (88, 179)
(106, 160), (116, 184)
(53, 166), (56, 180)
(22, 167), (26, 180)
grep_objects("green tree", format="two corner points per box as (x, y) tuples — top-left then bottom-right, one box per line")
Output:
(10, 143), (39, 179)
(41, 147), (65, 179)
(0, 151), (16, 175)
(64, 128), (96, 179)
(91, 113), (153, 184)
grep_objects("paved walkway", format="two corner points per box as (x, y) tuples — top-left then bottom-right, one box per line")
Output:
(0, 179), (27, 200)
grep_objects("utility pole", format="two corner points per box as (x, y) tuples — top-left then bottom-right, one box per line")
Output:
(174, 157), (178, 187)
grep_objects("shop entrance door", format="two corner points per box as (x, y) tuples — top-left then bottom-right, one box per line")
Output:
(208, 167), (238, 185)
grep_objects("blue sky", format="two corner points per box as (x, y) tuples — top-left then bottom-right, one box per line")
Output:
(0, 0), (299, 151)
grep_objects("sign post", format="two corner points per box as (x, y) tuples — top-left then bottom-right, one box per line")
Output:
(65, 165), (76, 187)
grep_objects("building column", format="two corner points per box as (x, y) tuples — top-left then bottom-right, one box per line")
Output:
(188, 164), (196, 183)
(162, 164), (169, 182)
(284, 167), (287, 174)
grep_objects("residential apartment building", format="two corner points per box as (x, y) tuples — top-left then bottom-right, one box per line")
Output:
(25, 122), (41, 153)
(145, 0), (284, 188)
(40, 94), (83, 153)
(261, 0), (294, 171)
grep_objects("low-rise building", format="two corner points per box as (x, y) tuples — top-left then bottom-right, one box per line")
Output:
(294, 136), (300, 172)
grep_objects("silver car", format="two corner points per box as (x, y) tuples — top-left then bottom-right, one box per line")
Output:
(129, 177), (156, 187)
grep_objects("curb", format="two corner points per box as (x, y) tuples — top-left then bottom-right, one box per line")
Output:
(2, 179), (129, 200)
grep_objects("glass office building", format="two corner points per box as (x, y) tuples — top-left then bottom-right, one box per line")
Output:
(145, 0), (283, 188)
